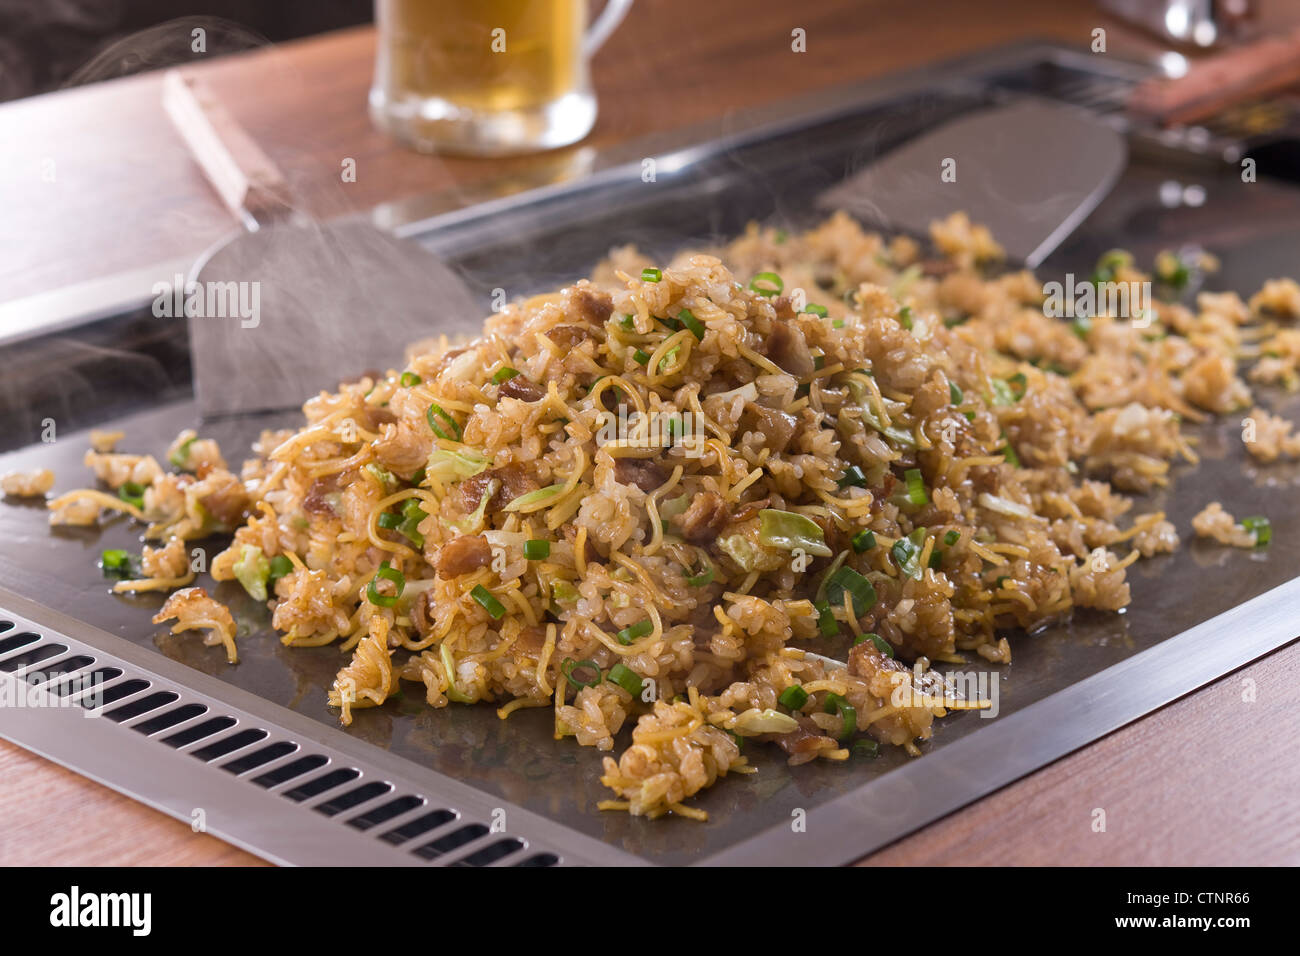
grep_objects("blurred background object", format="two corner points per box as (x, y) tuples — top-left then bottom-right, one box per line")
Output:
(1098, 0), (1257, 47)
(0, 0), (370, 102)
(369, 0), (632, 155)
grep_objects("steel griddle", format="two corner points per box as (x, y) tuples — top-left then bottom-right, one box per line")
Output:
(2, 42), (1299, 866)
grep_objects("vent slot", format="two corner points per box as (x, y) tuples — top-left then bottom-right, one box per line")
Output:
(413, 823), (488, 860)
(107, 690), (179, 722)
(347, 795), (423, 831)
(381, 809), (456, 845)
(163, 715), (237, 749)
(0, 620), (14, 634)
(315, 781), (392, 817)
(222, 740), (297, 775)
(0, 643), (66, 672)
(0, 631), (37, 655)
(283, 767), (360, 802)
(193, 728), (268, 762)
(251, 753), (327, 788)
(454, 838), (524, 867)
(133, 703), (207, 735)
(515, 853), (561, 867)
(51, 667), (122, 698)
(26, 655), (95, 685)
(93, 677), (150, 707)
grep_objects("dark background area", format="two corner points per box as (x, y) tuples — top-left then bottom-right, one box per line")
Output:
(0, 0), (371, 102)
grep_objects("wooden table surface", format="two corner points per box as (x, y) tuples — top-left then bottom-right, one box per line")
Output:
(2, 0), (1298, 866)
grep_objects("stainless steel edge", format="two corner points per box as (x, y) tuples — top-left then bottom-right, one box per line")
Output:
(0, 587), (642, 866)
(702, 577), (1300, 866)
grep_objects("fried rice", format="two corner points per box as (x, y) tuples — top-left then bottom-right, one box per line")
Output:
(37, 211), (1290, 821)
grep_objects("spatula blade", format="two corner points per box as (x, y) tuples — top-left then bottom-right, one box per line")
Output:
(818, 99), (1127, 267)
(187, 218), (484, 418)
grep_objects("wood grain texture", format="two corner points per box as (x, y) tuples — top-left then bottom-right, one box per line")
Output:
(1, 0), (1298, 867)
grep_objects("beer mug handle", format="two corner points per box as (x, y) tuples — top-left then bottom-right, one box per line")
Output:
(584, 0), (634, 56)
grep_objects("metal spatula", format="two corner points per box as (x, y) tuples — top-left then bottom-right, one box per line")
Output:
(817, 98), (1128, 267)
(162, 71), (485, 419)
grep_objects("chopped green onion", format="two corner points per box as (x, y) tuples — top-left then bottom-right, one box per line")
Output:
(826, 566), (877, 616)
(658, 346), (680, 372)
(523, 539), (550, 561)
(685, 562), (714, 588)
(619, 314), (635, 330)
(410, 467), (427, 486)
(365, 462), (396, 486)
(813, 354), (826, 371)
(824, 693), (857, 740)
(502, 483), (565, 513)
(607, 663), (643, 696)
(678, 309), (706, 341)
(1007, 372), (1028, 399)
(778, 685), (809, 710)
(378, 511), (402, 530)
(833, 319), (845, 329)
(117, 481), (145, 510)
(814, 600), (840, 637)
(1091, 249), (1132, 286)
(837, 465), (867, 489)
(233, 545), (271, 602)
(898, 305), (914, 330)
(949, 382), (963, 405)
(749, 271), (784, 297)
(100, 549), (132, 578)
(805, 303), (829, 317)
(470, 584), (506, 619)
(616, 620), (653, 645)
(902, 467), (928, 506)
(492, 367), (519, 384)
(758, 508), (832, 557)
(168, 436), (197, 469)
(853, 738), (880, 758)
(426, 402), (462, 442)
(853, 632), (893, 657)
(928, 549), (944, 569)
(400, 371), (422, 387)
(851, 529), (877, 553)
(1071, 315), (1092, 341)
(990, 378), (1018, 406)
(268, 555), (293, 586)
(891, 528), (926, 580)
(551, 581), (579, 605)
(632, 348), (651, 365)
(425, 447), (488, 483)
(562, 658), (602, 690)
(367, 561), (405, 608)
(1242, 515), (1272, 547)
(640, 267), (662, 283)
(1002, 434), (1021, 468)
(943, 530), (960, 546)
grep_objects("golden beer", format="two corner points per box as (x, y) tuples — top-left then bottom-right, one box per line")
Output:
(370, 1), (631, 155)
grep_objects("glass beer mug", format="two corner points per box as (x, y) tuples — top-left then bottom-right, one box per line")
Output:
(370, 0), (633, 155)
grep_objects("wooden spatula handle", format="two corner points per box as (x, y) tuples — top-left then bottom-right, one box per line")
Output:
(1127, 27), (1300, 127)
(161, 69), (292, 229)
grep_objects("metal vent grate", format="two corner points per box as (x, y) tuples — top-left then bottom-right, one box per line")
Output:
(0, 608), (576, 867)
